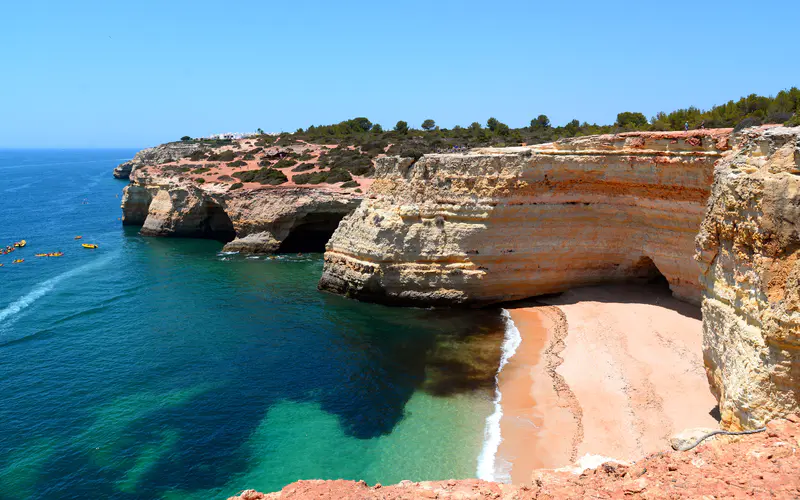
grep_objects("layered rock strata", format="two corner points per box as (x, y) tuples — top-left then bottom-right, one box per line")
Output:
(320, 130), (731, 306)
(113, 141), (204, 179)
(696, 126), (800, 430)
(122, 167), (361, 253)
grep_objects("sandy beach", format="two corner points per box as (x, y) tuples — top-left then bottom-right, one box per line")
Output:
(497, 284), (719, 483)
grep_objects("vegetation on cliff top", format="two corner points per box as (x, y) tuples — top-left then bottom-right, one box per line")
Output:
(242, 88), (800, 153)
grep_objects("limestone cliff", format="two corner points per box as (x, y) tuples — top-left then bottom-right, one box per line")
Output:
(696, 126), (800, 430)
(118, 137), (375, 252)
(113, 141), (205, 179)
(320, 130), (731, 306)
(123, 166), (360, 253)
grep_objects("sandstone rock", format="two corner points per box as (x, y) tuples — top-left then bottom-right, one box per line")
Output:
(320, 129), (731, 306)
(114, 141), (204, 179)
(695, 126), (800, 430)
(669, 427), (718, 450)
(122, 166), (361, 252)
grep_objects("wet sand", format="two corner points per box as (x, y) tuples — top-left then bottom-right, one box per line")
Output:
(498, 284), (719, 483)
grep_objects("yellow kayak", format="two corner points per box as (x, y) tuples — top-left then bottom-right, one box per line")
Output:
(82, 244), (98, 249)
(35, 253), (48, 257)
(12, 259), (24, 264)
(14, 240), (26, 248)
(74, 236), (83, 240)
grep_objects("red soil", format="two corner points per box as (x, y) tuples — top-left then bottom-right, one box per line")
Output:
(229, 415), (800, 499)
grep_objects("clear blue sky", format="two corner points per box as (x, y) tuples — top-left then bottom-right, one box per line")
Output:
(2, 0), (798, 148)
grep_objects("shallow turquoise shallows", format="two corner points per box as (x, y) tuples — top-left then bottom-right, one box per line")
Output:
(0, 150), (503, 499)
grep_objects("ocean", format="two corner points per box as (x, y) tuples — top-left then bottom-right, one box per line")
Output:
(0, 150), (509, 498)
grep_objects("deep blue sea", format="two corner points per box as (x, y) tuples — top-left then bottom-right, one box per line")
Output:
(0, 150), (505, 499)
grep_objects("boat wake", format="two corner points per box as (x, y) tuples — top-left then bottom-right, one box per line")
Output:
(0, 255), (115, 335)
(476, 309), (522, 483)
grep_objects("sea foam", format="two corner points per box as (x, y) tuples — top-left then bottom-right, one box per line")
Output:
(476, 309), (522, 482)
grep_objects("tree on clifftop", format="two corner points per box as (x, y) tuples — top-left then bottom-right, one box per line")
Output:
(530, 115), (551, 129)
(615, 112), (648, 129)
(421, 119), (436, 131)
(486, 117), (500, 132)
(181, 136), (191, 141)
(394, 120), (409, 134)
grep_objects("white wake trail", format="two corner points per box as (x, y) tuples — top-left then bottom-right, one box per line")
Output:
(0, 255), (114, 329)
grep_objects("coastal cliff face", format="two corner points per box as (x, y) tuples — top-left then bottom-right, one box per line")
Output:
(113, 142), (204, 179)
(123, 167), (361, 252)
(320, 130), (731, 306)
(696, 126), (800, 430)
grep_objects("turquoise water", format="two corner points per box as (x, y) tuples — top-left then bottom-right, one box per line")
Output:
(0, 150), (504, 498)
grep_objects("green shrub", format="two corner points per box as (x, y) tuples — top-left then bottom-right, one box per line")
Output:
(186, 150), (207, 161)
(232, 168), (288, 185)
(230, 182), (244, 190)
(734, 117), (762, 132)
(273, 158), (298, 169)
(207, 150), (236, 162)
(318, 148), (373, 176)
(195, 178), (205, 184)
(227, 160), (247, 168)
(340, 180), (359, 188)
(786, 114), (800, 127)
(293, 168), (353, 185)
(292, 163), (315, 172)
(192, 167), (211, 174)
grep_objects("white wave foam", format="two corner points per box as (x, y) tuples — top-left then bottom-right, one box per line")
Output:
(0, 255), (114, 330)
(476, 309), (522, 482)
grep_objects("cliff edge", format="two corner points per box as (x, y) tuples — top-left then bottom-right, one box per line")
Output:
(320, 129), (731, 306)
(229, 415), (800, 499)
(696, 126), (800, 430)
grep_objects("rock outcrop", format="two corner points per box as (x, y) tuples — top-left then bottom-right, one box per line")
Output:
(123, 166), (360, 252)
(113, 142), (205, 179)
(229, 415), (800, 499)
(320, 130), (731, 306)
(696, 126), (800, 430)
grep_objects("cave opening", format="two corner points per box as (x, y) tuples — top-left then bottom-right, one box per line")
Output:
(203, 201), (236, 243)
(630, 255), (670, 290)
(277, 213), (347, 253)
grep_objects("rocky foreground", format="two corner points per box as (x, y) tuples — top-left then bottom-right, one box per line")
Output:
(230, 415), (800, 499)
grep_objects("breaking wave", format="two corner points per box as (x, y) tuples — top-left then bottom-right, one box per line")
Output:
(476, 309), (522, 482)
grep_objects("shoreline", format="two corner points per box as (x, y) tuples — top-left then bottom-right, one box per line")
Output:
(494, 284), (719, 483)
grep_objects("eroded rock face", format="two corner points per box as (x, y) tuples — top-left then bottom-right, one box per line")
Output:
(696, 126), (800, 430)
(113, 142), (205, 179)
(320, 130), (731, 306)
(122, 167), (361, 252)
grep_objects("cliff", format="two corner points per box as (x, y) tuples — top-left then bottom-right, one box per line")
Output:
(229, 415), (800, 499)
(120, 137), (370, 252)
(319, 129), (731, 306)
(113, 141), (205, 179)
(696, 126), (800, 430)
